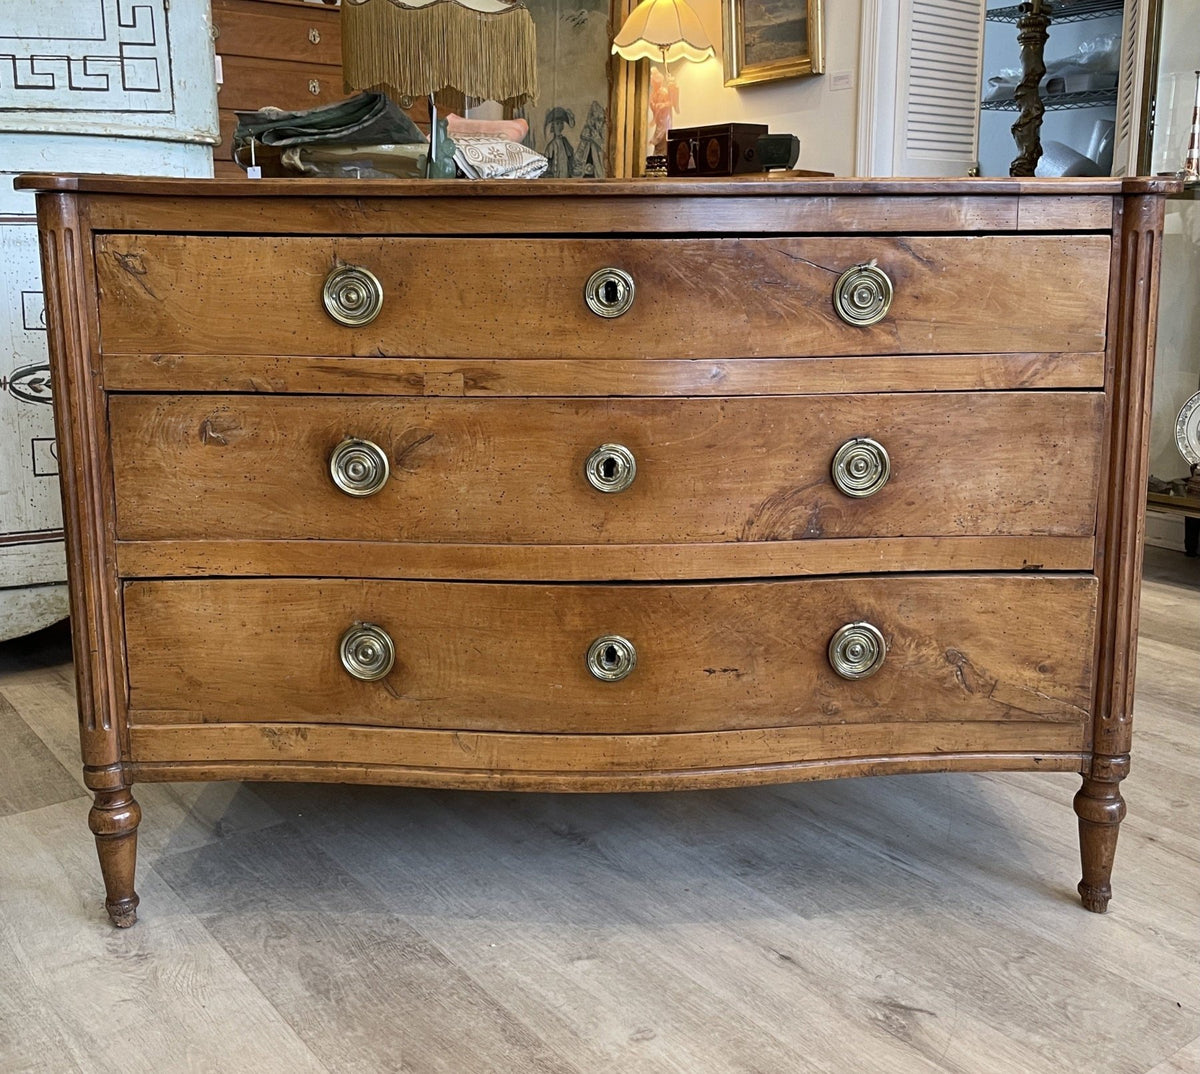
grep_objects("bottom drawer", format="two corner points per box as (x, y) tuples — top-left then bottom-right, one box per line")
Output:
(123, 576), (1097, 741)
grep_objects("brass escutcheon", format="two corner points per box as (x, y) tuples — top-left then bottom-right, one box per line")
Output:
(584, 443), (636, 493)
(833, 262), (893, 326)
(308, 78), (321, 95)
(587, 635), (637, 681)
(831, 437), (891, 498)
(828, 622), (887, 680)
(308, 27), (321, 44)
(340, 622), (396, 681)
(584, 267), (635, 318)
(330, 437), (390, 496)
(323, 265), (383, 326)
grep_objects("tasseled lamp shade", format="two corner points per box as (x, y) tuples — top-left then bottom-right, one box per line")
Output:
(612, 0), (714, 64)
(342, 0), (538, 108)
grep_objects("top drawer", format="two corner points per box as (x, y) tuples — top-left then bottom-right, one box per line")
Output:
(93, 234), (1110, 359)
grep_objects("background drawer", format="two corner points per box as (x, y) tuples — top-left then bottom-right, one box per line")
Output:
(216, 55), (343, 113)
(109, 392), (1104, 544)
(213, 0), (343, 67)
(124, 575), (1098, 737)
(94, 234), (1111, 359)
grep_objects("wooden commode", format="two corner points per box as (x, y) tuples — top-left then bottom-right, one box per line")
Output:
(18, 174), (1174, 926)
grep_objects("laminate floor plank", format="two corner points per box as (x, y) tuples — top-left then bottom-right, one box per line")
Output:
(1145, 1036), (1200, 1074)
(0, 799), (330, 1074)
(829, 776), (1197, 1004)
(289, 784), (959, 1074)
(1134, 588), (1200, 647)
(0, 690), (81, 817)
(1140, 545), (1200, 588)
(621, 775), (1197, 1071)
(304, 784), (1092, 1074)
(0, 669), (91, 795)
(153, 823), (586, 1074)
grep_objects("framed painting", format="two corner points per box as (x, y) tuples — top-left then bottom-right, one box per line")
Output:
(722, 0), (824, 87)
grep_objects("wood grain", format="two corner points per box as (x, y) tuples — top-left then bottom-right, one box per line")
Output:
(216, 55), (343, 112)
(76, 192), (1040, 237)
(1074, 193), (1169, 911)
(122, 575), (1098, 734)
(16, 173), (1179, 194)
(108, 392), (1105, 543)
(124, 752), (1089, 791)
(98, 351), (1108, 394)
(128, 720), (1089, 773)
(94, 234), (1112, 359)
(212, 0), (342, 67)
(149, 824), (583, 1074)
(33, 197), (128, 769)
(113, 534), (1096, 581)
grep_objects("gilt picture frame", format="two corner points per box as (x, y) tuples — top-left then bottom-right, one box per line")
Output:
(722, 0), (824, 87)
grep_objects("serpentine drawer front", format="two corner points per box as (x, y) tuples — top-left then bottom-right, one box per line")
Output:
(108, 392), (1105, 544)
(94, 234), (1111, 358)
(21, 174), (1173, 927)
(121, 575), (1098, 737)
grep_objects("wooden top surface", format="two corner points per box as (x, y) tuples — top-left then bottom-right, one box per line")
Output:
(13, 173), (1183, 197)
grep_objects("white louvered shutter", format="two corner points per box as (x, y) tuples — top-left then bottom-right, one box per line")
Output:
(1111, 0), (1149, 175)
(891, 0), (987, 176)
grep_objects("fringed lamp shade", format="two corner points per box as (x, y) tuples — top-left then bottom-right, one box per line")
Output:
(611, 0), (714, 64)
(342, 0), (538, 109)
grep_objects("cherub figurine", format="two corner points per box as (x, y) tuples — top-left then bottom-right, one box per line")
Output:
(647, 66), (679, 157)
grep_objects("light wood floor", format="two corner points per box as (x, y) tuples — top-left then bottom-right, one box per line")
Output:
(1, 548), (1196, 1074)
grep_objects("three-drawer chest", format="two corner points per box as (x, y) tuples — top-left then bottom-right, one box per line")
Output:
(19, 174), (1174, 926)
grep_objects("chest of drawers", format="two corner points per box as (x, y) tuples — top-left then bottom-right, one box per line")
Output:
(20, 174), (1173, 927)
(211, 0), (344, 179)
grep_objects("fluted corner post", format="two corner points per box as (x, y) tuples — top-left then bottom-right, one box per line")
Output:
(1075, 194), (1168, 912)
(1009, 0), (1050, 177)
(35, 191), (138, 926)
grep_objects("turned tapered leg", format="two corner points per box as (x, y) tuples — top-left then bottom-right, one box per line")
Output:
(88, 786), (142, 927)
(1074, 754), (1129, 913)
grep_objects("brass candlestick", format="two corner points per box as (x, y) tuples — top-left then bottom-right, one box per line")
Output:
(1010, 0), (1051, 178)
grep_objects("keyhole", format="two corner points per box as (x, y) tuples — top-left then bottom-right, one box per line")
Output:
(601, 456), (618, 480)
(602, 644), (620, 668)
(603, 279), (620, 305)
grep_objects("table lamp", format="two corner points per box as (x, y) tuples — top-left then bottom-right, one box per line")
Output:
(612, 0), (714, 170)
(342, 0), (538, 176)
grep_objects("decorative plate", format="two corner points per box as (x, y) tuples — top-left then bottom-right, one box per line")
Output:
(1176, 391), (1200, 467)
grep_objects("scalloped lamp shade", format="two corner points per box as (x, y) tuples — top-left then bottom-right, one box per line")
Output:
(612, 0), (715, 64)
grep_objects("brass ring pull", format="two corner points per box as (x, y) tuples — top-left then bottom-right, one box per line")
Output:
(828, 622), (887, 680)
(323, 265), (383, 326)
(584, 267), (636, 318)
(833, 262), (893, 326)
(584, 443), (636, 493)
(330, 438), (390, 497)
(340, 623), (395, 681)
(831, 438), (891, 498)
(587, 635), (637, 682)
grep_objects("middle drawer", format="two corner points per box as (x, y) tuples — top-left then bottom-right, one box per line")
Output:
(110, 392), (1103, 543)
